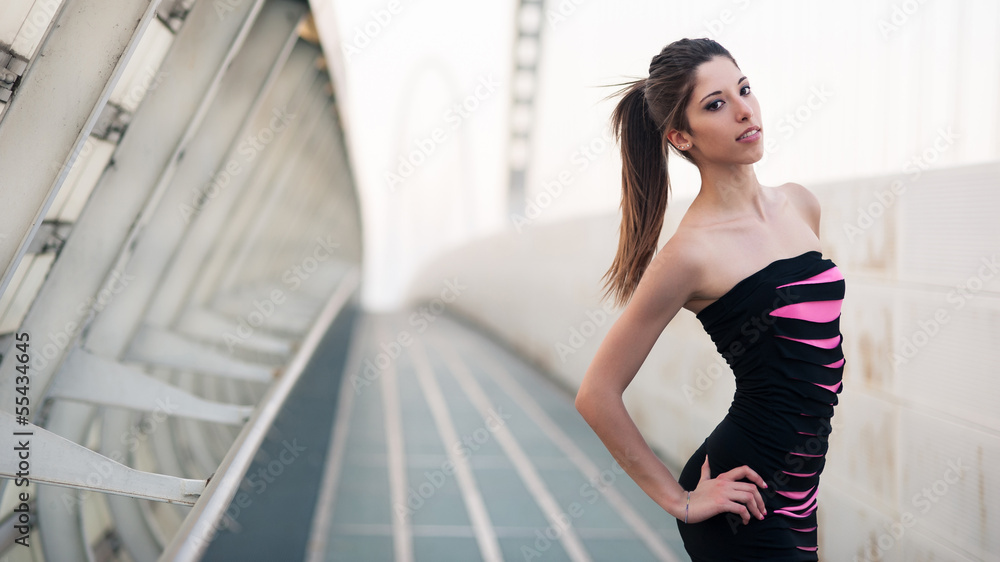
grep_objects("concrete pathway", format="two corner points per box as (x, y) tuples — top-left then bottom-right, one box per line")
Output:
(305, 309), (688, 562)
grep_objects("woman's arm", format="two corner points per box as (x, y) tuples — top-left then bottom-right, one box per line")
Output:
(575, 237), (768, 525)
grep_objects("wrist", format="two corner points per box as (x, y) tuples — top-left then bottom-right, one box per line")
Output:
(684, 490), (690, 523)
(661, 486), (689, 520)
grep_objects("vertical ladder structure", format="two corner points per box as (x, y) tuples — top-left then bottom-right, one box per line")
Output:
(0, 0), (363, 559)
(506, 0), (545, 217)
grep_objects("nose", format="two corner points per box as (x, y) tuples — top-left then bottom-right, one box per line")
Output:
(735, 98), (754, 121)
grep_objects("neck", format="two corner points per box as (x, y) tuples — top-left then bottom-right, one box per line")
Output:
(693, 162), (765, 220)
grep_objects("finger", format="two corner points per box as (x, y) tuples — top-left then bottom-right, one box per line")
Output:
(733, 489), (765, 520)
(699, 455), (710, 481)
(726, 502), (751, 525)
(721, 465), (768, 490)
(753, 487), (767, 518)
(731, 483), (768, 518)
(718, 486), (760, 521)
(734, 465), (769, 490)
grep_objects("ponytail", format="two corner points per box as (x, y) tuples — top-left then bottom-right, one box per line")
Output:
(600, 79), (671, 309)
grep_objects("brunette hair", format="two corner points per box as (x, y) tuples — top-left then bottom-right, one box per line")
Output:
(600, 38), (738, 308)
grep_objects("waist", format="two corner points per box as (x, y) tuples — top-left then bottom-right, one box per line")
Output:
(720, 398), (834, 455)
(707, 414), (833, 488)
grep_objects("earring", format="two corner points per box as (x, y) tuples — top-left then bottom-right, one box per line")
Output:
(679, 143), (690, 150)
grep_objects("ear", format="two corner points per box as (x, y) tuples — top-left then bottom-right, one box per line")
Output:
(665, 129), (690, 150)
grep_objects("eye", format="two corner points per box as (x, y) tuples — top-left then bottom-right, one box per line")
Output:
(705, 84), (751, 111)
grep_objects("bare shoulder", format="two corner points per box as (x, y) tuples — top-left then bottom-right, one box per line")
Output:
(779, 182), (821, 237)
(628, 230), (705, 324)
(576, 229), (705, 407)
(646, 230), (705, 285)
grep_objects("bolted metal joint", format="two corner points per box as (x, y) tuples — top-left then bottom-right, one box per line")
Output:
(0, 48), (29, 103)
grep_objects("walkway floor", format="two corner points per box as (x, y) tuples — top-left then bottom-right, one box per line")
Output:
(306, 308), (689, 562)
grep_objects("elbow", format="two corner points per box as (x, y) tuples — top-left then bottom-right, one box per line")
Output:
(575, 379), (623, 423)
(574, 384), (593, 420)
(574, 389), (586, 415)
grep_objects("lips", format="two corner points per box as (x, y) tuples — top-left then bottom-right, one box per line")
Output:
(737, 126), (761, 141)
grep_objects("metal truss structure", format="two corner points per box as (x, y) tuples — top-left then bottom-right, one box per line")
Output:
(0, 0), (362, 559)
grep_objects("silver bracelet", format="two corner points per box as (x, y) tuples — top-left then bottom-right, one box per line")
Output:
(684, 491), (690, 524)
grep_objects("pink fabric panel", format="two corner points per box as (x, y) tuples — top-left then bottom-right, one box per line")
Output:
(813, 380), (843, 392)
(791, 526), (818, 532)
(774, 504), (817, 518)
(777, 265), (844, 288)
(776, 486), (816, 500)
(776, 334), (841, 349)
(770, 300), (843, 322)
(797, 546), (819, 552)
(823, 358), (846, 368)
(779, 487), (819, 511)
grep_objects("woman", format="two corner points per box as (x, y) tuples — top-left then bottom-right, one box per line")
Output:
(574, 38), (846, 561)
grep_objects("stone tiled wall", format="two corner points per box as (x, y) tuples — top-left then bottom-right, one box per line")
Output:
(405, 161), (1000, 561)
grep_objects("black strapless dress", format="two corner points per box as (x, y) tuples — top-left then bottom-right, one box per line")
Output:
(676, 250), (846, 561)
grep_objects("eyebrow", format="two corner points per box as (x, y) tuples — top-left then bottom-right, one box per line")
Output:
(699, 76), (748, 104)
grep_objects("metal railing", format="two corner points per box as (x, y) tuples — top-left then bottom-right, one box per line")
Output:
(0, 1), (362, 559)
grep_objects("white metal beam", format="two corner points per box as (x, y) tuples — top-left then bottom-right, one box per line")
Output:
(48, 347), (253, 426)
(81, 0), (307, 363)
(0, 0), (160, 300)
(35, 401), (100, 561)
(215, 85), (332, 297)
(125, 325), (276, 382)
(0, 410), (205, 503)
(145, 40), (320, 330)
(173, 306), (293, 358)
(159, 267), (360, 562)
(187, 68), (325, 309)
(0, 0), (266, 422)
(100, 408), (171, 561)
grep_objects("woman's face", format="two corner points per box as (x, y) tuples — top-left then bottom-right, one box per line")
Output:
(675, 56), (763, 166)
